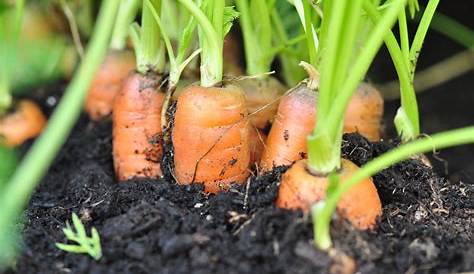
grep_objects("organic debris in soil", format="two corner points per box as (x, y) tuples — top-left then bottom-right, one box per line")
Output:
(6, 122), (474, 274)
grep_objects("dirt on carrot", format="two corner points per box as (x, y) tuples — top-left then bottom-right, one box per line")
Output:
(0, 99), (46, 147)
(276, 158), (382, 230)
(112, 72), (164, 181)
(172, 84), (251, 193)
(85, 50), (135, 121)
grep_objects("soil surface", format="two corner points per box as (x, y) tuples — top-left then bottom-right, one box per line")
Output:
(6, 112), (473, 273)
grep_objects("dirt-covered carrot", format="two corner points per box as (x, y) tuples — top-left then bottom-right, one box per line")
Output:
(85, 0), (139, 121)
(172, 0), (249, 193)
(259, 82), (316, 171)
(275, 0), (405, 231)
(113, 0), (166, 181)
(0, 100), (46, 147)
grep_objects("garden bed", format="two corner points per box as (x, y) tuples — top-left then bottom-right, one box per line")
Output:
(7, 80), (473, 273)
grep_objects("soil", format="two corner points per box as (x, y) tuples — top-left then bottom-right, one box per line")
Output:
(5, 2), (474, 273)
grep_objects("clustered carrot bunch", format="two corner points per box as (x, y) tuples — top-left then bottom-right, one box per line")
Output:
(1, 0), (474, 265)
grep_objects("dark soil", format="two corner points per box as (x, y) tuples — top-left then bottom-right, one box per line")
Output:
(5, 112), (473, 273)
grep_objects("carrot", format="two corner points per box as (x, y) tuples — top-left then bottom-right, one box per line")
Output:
(276, 158), (382, 230)
(344, 83), (384, 141)
(172, 84), (251, 193)
(0, 100), (46, 147)
(259, 83), (317, 172)
(260, 82), (383, 172)
(239, 76), (286, 130)
(85, 50), (135, 121)
(112, 72), (164, 181)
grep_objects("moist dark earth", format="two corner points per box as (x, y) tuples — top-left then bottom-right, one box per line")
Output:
(6, 112), (474, 274)
(6, 1), (474, 273)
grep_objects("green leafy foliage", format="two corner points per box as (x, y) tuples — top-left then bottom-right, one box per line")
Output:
(55, 213), (102, 261)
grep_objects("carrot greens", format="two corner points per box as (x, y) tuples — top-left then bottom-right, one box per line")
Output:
(0, 0), (120, 265)
(178, 0), (238, 87)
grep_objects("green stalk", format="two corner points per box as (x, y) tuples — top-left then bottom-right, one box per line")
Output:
(314, 126), (474, 249)
(271, 8), (306, 86)
(139, 0), (165, 74)
(307, 0), (406, 174)
(408, 0), (440, 78)
(398, 9), (410, 61)
(363, 2), (419, 141)
(110, 0), (140, 50)
(430, 11), (474, 49)
(0, 0), (120, 264)
(178, 0), (222, 87)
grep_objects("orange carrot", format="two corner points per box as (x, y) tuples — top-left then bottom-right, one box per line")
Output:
(344, 83), (384, 141)
(260, 82), (383, 172)
(276, 158), (382, 230)
(239, 76), (286, 130)
(172, 84), (251, 193)
(85, 50), (135, 121)
(0, 100), (46, 147)
(112, 72), (164, 181)
(259, 83), (317, 172)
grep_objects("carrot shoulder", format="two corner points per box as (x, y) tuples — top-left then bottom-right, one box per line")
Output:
(276, 159), (382, 230)
(85, 50), (135, 121)
(172, 84), (251, 193)
(113, 72), (164, 181)
(0, 100), (46, 147)
(259, 83), (317, 172)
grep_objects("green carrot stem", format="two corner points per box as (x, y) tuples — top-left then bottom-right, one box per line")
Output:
(110, 0), (140, 50)
(0, 0), (120, 262)
(314, 126), (474, 249)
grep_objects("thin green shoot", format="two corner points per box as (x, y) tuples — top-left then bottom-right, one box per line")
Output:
(235, 0), (272, 76)
(56, 213), (102, 261)
(429, 11), (474, 49)
(145, 0), (200, 90)
(307, 0), (406, 174)
(271, 4), (307, 86)
(313, 126), (474, 250)
(130, 0), (166, 75)
(0, 1), (120, 265)
(110, 0), (141, 51)
(178, 0), (238, 87)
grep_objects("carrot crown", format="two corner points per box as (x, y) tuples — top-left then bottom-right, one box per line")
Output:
(129, 0), (166, 75)
(301, 0), (406, 175)
(178, 0), (238, 87)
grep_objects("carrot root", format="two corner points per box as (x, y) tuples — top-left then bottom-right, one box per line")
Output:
(276, 159), (382, 230)
(85, 50), (135, 121)
(172, 84), (251, 193)
(112, 72), (164, 181)
(0, 100), (46, 147)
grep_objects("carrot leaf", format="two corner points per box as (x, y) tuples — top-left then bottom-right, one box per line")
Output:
(55, 213), (102, 261)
